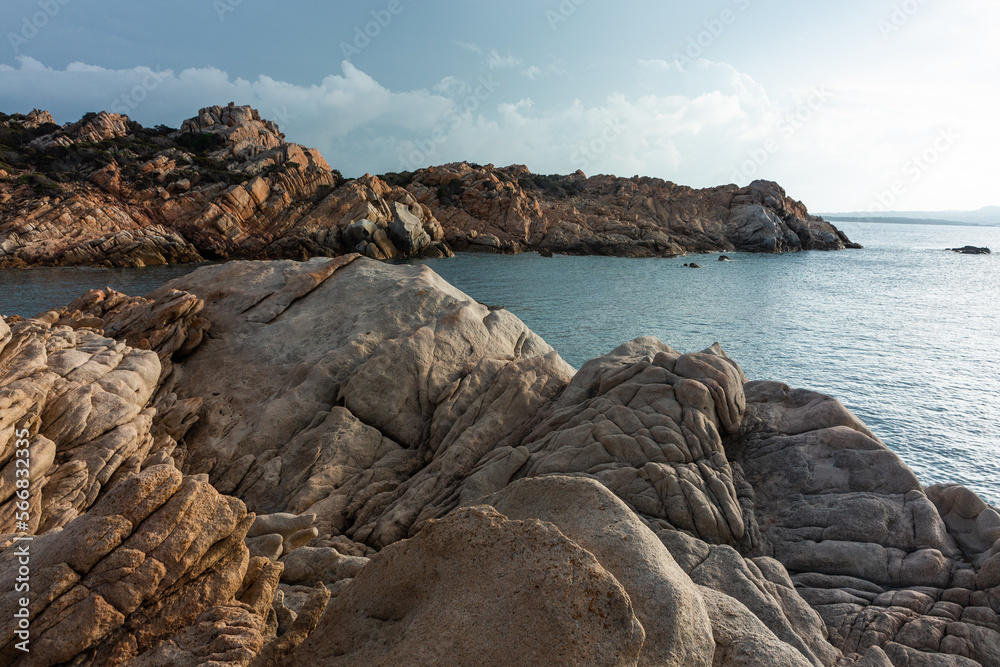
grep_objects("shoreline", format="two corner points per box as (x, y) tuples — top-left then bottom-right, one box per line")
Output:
(1, 256), (998, 664)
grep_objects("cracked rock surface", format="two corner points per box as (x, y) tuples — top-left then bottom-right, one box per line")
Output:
(1, 257), (996, 665)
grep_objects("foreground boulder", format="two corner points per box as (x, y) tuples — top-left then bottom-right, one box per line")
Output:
(1, 257), (997, 665)
(478, 476), (716, 666)
(0, 312), (279, 666)
(286, 505), (645, 666)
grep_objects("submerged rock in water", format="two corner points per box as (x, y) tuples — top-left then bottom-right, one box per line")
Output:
(949, 246), (991, 255)
(1, 256), (998, 665)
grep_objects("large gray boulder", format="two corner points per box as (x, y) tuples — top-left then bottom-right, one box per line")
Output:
(5, 256), (998, 665)
(479, 475), (715, 666)
(285, 505), (645, 666)
(388, 201), (432, 254)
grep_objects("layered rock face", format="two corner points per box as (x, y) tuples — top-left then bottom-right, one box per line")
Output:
(2, 257), (995, 665)
(392, 161), (860, 255)
(2, 105), (857, 267)
(0, 105), (451, 267)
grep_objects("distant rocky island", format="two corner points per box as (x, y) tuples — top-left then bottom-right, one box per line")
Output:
(1, 256), (997, 665)
(0, 104), (858, 268)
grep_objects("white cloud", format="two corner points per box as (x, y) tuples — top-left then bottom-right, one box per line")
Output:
(0, 56), (791, 189)
(2, 52), (997, 210)
(432, 76), (470, 98)
(454, 41), (482, 55)
(486, 49), (520, 70)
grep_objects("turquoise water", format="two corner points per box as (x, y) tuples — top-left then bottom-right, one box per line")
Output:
(0, 263), (210, 317)
(416, 222), (1000, 504)
(1, 223), (997, 503)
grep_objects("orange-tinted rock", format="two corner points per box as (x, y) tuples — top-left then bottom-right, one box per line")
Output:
(399, 162), (858, 256)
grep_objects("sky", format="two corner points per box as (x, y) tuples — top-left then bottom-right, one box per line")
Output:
(0, 0), (997, 212)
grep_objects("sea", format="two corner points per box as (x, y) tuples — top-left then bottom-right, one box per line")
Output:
(2, 221), (998, 504)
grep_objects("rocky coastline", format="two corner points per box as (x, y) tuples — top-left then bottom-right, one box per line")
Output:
(0, 256), (997, 666)
(0, 105), (858, 268)
(385, 162), (859, 256)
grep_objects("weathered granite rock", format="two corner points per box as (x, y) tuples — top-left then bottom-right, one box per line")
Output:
(123, 602), (265, 667)
(478, 475), (715, 666)
(698, 586), (814, 666)
(735, 380), (1000, 666)
(0, 465), (264, 666)
(926, 484), (1000, 568)
(3, 107), (855, 267)
(21, 109), (55, 130)
(0, 105), (450, 267)
(0, 316), (161, 533)
(486, 338), (750, 547)
(395, 162), (859, 256)
(150, 256), (572, 549)
(285, 505), (645, 666)
(2, 257), (997, 665)
(29, 111), (132, 151)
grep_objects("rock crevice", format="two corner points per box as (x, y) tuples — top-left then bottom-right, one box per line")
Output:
(2, 257), (995, 666)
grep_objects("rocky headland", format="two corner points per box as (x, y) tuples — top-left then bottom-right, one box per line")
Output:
(387, 162), (859, 256)
(1, 256), (997, 666)
(0, 105), (857, 267)
(0, 106), (451, 268)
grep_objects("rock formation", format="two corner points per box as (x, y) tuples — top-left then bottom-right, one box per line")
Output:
(2, 105), (857, 267)
(2, 256), (994, 665)
(0, 105), (451, 268)
(388, 162), (860, 255)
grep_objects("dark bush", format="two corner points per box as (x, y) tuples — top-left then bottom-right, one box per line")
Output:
(379, 171), (414, 188)
(436, 179), (465, 206)
(176, 131), (226, 155)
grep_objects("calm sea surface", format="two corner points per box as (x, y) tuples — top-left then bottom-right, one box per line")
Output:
(1, 222), (998, 503)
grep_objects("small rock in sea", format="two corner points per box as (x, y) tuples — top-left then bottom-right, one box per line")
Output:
(687, 263), (702, 269)
(949, 246), (991, 255)
(538, 248), (554, 258)
(718, 255), (732, 262)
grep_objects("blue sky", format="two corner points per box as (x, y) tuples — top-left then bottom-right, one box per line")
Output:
(1, 0), (997, 211)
